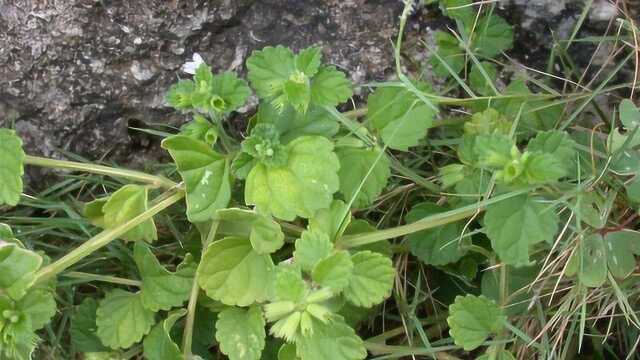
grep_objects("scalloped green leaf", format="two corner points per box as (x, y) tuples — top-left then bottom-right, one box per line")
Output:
(245, 136), (340, 221)
(0, 129), (25, 206)
(197, 237), (274, 306)
(309, 65), (353, 107)
(484, 195), (559, 267)
(134, 242), (196, 312)
(295, 317), (366, 360)
(367, 83), (437, 151)
(406, 203), (468, 266)
(0, 244), (42, 300)
(85, 184), (158, 242)
(342, 251), (395, 308)
(336, 146), (390, 208)
(294, 230), (333, 272)
(447, 294), (505, 351)
(215, 306), (266, 360)
(162, 135), (231, 223)
(143, 309), (187, 360)
(95, 289), (156, 349)
(215, 208), (285, 254)
(312, 251), (353, 292)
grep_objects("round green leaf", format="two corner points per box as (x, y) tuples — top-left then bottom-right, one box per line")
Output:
(342, 251), (395, 308)
(484, 195), (559, 266)
(96, 289), (155, 349)
(143, 309), (187, 360)
(336, 146), (390, 209)
(447, 294), (505, 351)
(245, 136), (340, 221)
(197, 237), (274, 306)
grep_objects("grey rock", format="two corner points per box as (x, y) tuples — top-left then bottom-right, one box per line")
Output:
(0, 0), (403, 174)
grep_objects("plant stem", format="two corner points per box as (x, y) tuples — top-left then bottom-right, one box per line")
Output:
(33, 190), (184, 284)
(182, 220), (219, 359)
(338, 189), (528, 248)
(62, 271), (142, 287)
(24, 155), (177, 189)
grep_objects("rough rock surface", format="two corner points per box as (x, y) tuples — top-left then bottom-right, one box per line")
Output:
(0, 0), (402, 169)
(0, 0), (633, 176)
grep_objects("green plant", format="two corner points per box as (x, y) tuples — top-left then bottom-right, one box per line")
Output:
(1, 0), (640, 359)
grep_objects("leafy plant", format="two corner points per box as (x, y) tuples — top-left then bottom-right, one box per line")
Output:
(1, 0), (639, 358)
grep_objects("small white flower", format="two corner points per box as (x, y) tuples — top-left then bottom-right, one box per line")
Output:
(182, 53), (205, 74)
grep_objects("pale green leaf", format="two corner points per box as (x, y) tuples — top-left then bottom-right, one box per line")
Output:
(197, 237), (274, 306)
(71, 298), (109, 353)
(367, 84), (437, 151)
(162, 135), (231, 223)
(295, 317), (366, 360)
(143, 309), (187, 360)
(216, 306), (266, 360)
(294, 230), (333, 272)
(0, 129), (25, 206)
(295, 47), (322, 77)
(474, 133), (513, 169)
(271, 265), (308, 302)
(463, 108), (511, 136)
(95, 289), (156, 349)
(605, 231), (637, 279)
(210, 71), (251, 113)
(85, 184), (157, 242)
(336, 146), (390, 208)
(245, 136), (340, 221)
(406, 203), (468, 266)
(578, 233), (608, 287)
(527, 130), (577, 165)
(522, 152), (566, 184)
(473, 14), (514, 58)
(215, 208), (285, 254)
(134, 242), (195, 311)
(312, 251), (354, 292)
(309, 65), (353, 107)
(447, 294), (505, 351)
(484, 195), (559, 266)
(342, 251), (395, 308)
(620, 99), (640, 129)
(0, 244), (42, 300)
(246, 46), (296, 99)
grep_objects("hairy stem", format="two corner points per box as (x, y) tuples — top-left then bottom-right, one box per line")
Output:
(183, 220), (220, 359)
(24, 155), (177, 189)
(33, 190), (184, 284)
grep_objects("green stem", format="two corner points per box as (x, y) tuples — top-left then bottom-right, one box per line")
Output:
(338, 189), (528, 248)
(62, 271), (142, 287)
(33, 190), (184, 284)
(182, 220), (219, 359)
(24, 155), (177, 189)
